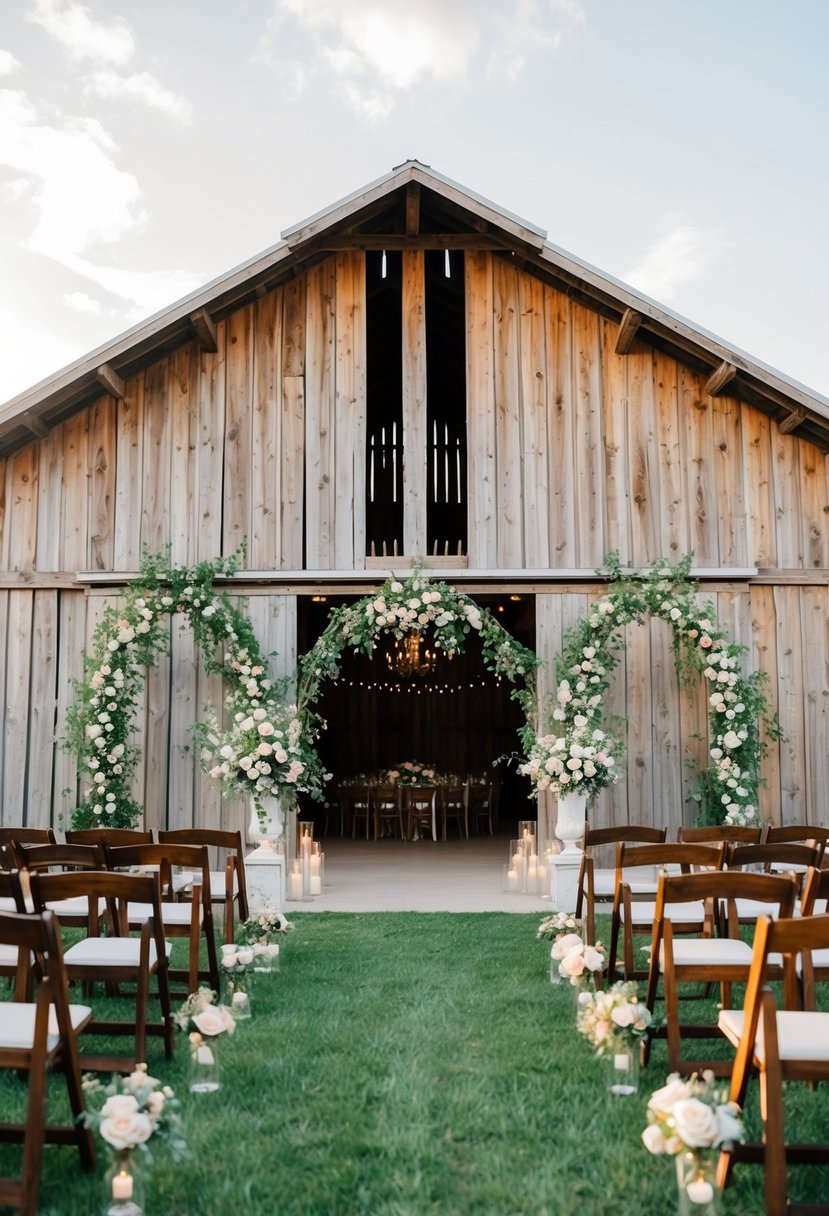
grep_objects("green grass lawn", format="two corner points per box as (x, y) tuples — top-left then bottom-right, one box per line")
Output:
(1, 913), (828, 1215)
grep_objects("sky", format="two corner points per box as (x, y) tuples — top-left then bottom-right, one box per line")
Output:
(1, 0), (828, 407)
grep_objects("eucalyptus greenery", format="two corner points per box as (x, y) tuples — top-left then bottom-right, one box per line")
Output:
(524, 553), (779, 826)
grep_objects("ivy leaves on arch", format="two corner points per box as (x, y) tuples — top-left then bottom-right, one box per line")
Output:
(296, 567), (540, 753)
(520, 554), (779, 827)
(66, 549), (326, 831)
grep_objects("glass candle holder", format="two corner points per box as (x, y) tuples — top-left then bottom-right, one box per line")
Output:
(675, 1149), (720, 1215)
(605, 1039), (640, 1096)
(105, 1150), (144, 1216)
(189, 1037), (221, 1093)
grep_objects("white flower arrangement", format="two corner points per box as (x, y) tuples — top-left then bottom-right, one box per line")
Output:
(520, 555), (779, 826)
(66, 549), (327, 830)
(236, 905), (293, 949)
(173, 987), (237, 1040)
(642, 1071), (744, 1156)
(551, 934), (606, 984)
(81, 1064), (186, 1161)
(576, 980), (652, 1055)
(536, 910), (582, 941)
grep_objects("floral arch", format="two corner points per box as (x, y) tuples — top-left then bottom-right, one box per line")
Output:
(67, 550), (325, 830)
(295, 567), (540, 759)
(520, 555), (779, 827)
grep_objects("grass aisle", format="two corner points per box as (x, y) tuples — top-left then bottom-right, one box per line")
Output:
(4, 912), (826, 1214)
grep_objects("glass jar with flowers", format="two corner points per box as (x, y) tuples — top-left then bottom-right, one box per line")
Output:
(536, 911), (585, 984)
(81, 1064), (186, 1216)
(642, 1071), (744, 1214)
(576, 980), (652, 1095)
(173, 987), (237, 1093)
(552, 935), (606, 1002)
(237, 905), (293, 972)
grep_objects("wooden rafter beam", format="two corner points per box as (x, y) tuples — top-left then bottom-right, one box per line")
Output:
(19, 410), (49, 439)
(615, 308), (643, 355)
(95, 363), (125, 400)
(778, 406), (805, 435)
(319, 234), (512, 251)
(190, 307), (218, 352)
(704, 360), (737, 396)
(405, 183), (421, 236)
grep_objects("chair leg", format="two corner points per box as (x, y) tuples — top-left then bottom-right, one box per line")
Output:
(759, 992), (788, 1216)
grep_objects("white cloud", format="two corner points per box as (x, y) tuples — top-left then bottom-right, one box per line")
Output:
(64, 259), (207, 317)
(84, 70), (193, 124)
(63, 289), (101, 313)
(25, 0), (134, 66)
(261, 0), (479, 121)
(487, 0), (586, 82)
(0, 49), (22, 75)
(624, 225), (722, 303)
(0, 87), (146, 260)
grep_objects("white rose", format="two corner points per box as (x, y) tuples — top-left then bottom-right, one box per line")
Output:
(100, 1094), (139, 1120)
(672, 1098), (720, 1148)
(146, 1090), (166, 1116)
(582, 945), (605, 972)
(641, 1123), (669, 1154)
(611, 1003), (635, 1028)
(193, 1007), (233, 1037)
(722, 730), (741, 750)
(648, 1075), (690, 1115)
(550, 933), (583, 960)
(714, 1103), (744, 1145)
(100, 1107), (154, 1151)
(559, 949), (587, 978)
(237, 948), (254, 965)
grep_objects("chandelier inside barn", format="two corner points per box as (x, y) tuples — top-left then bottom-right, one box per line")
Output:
(385, 632), (448, 679)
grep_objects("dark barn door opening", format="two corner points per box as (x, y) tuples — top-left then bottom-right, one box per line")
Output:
(297, 593), (534, 831)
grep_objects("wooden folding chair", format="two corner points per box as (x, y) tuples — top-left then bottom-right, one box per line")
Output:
(465, 781), (498, 836)
(439, 785), (468, 840)
(726, 843), (823, 926)
(607, 841), (725, 981)
(65, 827), (154, 847)
(0, 871), (28, 984)
(349, 789), (372, 840)
(677, 824), (764, 846)
(104, 841), (220, 993)
(158, 828), (250, 944)
(369, 785), (404, 840)
(29, 870), (174, 1072)
(0, 828), (56, 850)
(575, 824), (668, 945)
(717, 913), (829, 1213)
(764, 823), (829, 860)
(0, 908), (95, 1215)
(404, 787), (436, 841)
(12, 842), (108, 930)
(644, 869), (797, 1075)
(799, 866), (829, 1010)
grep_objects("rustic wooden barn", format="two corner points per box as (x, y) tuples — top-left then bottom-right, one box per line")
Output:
(0, 160), (827, 842)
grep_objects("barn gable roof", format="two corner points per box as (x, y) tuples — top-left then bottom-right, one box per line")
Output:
(2, 159), (828, 455)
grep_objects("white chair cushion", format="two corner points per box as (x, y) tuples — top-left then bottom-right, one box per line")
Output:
(64, 935), (172, 968)
(718, 1008), (829, 1062)
(0, 1002), (93, 1051)
(769, 862), (808, 874)
(731, 898), (784, 920)
(623, 900), (705, 924)
(0, 895), (34, 913)
(659, 937), (754, 970)
(593, 868), (658, 897)
(45, 896), (107, 918)
(126, 901), (201, 927)
(0, 943), (19, 966)
(208, 870), (238, 900)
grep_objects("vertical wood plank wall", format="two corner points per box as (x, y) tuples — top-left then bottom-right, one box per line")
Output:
(0, 252), (826, 831)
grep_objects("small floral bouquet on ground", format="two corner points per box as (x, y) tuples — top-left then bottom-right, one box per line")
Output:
(81, 1064), (187, 1162)
(236, 905), (292, 968)
(173, 987), (237, 1041)
(536, 910), (583, 941)
(552, 934), (606, 985)
(642, 1071), (744, 1157)
(576, 980), (652, 1055)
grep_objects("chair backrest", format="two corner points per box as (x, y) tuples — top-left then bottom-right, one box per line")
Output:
(765, 823), (829, 847)
(727, 841), (823, 872)
(585, 824), (667, 849)
(29, 868), (164, 938)
(158, 827), (243, 854)
(13, 842), (105, 873)
(677, 824), (763, 845)
(614, 840), (725, 879)
(65, 828), (153, 846)
(0, 827), (56, 848)
(655, 868), (798, 937)
(103, 841), (212, 907)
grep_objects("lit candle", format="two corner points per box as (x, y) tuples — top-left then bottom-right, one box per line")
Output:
(232, 991), (248, 1007)
(196, 1044), (214, 1065)
(112, 1171), (133, 1201)
(309, 854), (321, 877)
(686, 1178), (714, 1206)
(265, 943), (280, 958)
(507, 869), (519, 891)
(614, 1052), (631, 1071)
(309, 875), (322, 895)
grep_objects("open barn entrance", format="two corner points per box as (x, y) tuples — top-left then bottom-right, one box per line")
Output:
(296, 592), (535, 837)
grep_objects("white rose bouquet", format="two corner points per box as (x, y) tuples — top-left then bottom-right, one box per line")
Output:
(81, 1064), (187, 1162)
(642, 1071), (744, 1157)
(536, 910), (582, 941)
(553, 935), (606, 985)
(173, 986), (237, 1042)
(236, 905), (292, 969)
(576, 980), (652, 1055)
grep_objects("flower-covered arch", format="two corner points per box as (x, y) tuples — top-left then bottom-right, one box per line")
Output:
(66, 550), (326, 830)
(520, 555), (779, 827)
(296, 567), (540, 753)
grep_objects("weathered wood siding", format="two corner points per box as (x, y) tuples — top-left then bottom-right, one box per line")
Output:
(0, 252), (826, 831)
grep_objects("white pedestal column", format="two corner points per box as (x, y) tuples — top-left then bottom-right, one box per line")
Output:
(548, 853), (581, 913)
(245, 846), (286, 914)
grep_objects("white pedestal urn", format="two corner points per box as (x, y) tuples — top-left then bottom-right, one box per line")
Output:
(245, 793), (288, 914)
(549, 790), (587, 912)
